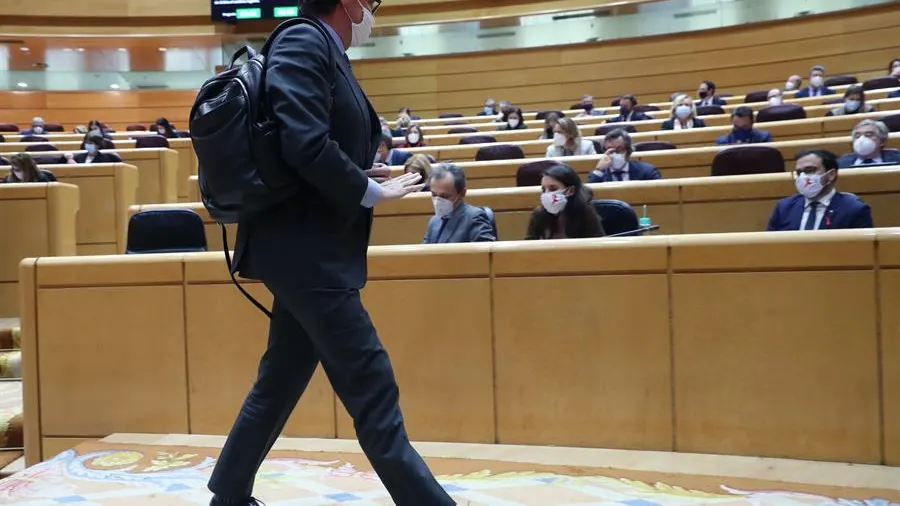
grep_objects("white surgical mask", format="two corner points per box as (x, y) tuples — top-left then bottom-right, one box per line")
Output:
(33, 126), (43, 135)
(553, 132), (567, 147)
(373, 152), (383, 164)
(892, 66), (900, 78)
(768, 96), (783, 106)
(795, 172), (827, 199)
(675, 105), (692, 119)
(12, 170), (24, 180)
(432, 196), (454, 217)
(784, 81), (797, 91)
(811, 75), (824, 88)
(157, 128), (166, 135)
(407, 133), (420, 145)
(484, 106), (494, 115)
(85, 144), (98, 155)
(508, 118), (520, 128)
(610, 153), (627, 170)
(844, 100), (861, 112)
(540, 190), (568, 215)
(853, 136), (877, 157)
(343, 0), (374, 47)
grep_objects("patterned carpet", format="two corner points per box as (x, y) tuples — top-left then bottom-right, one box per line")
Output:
(0, 439), (898, 505)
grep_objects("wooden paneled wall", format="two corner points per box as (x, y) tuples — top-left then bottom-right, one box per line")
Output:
(1, 4), (897, 129)
(20, 230), (900, 466)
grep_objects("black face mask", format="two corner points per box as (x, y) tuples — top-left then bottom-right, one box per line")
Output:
(698, 91), (709, 99)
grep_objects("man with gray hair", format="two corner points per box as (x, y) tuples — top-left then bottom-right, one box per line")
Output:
(21, 117), (46, 136)
(423, 164), (496, 243)
(837, 119), (900, 168)
(795, 65), (836, 98)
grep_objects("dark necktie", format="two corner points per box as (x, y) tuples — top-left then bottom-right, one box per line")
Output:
(436, 217), (449, 242)
(862, 159), (875, 165)
(612, 171), (626, 182)
(804, 201), (819, 230)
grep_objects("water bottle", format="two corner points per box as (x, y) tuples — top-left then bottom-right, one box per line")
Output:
(638, 204), (652, 228)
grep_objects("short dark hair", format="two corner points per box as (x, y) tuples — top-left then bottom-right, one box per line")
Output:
(619, 94), (638, 105)
(300, 0), (340, 15)
(379, 133), (392, 150)
(603, 128), (633, 155)
(702, 80), (716, 91)
(795, 149), (838, 171)
(844, 84), (865, 99)
(731, 106), (754, 120)
(430, 163), (466, 193)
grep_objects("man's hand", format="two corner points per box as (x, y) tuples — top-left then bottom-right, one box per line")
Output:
(595, 148), (615, 171)
(366, 164), (391, 183)
(380, 171), (425, 200)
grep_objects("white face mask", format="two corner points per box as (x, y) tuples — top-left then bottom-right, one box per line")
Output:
(86, 144), (98, 155)
(157, 128), (166, 135)
(33, 126), (43, 135)
(892, 66), (900, 77)
(343, 0), (375, 47)
(484, 106), (495, 115)
(810, 75), (824, 88)
(610, 153), (627, 170)
(553, 132), (567, 147)
(407, 133), (420, 145)
(540, 190), (568, 215)
(508, 118), (520, 128)
(768, 96), (783, 106)
(373, 151), (383, 164)
(784, 81), (797, 91)
(795, 172), (829, 199)
(432, 196), (454, 217)
(853, 136), (877, 157)
(12, 170), (24, 180)
(675, 105), (692, 119)
(844, 100), (861, 112)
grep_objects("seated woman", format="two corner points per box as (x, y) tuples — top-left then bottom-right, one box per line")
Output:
(401, 124), (426, 148)
(545, 117), (596, 157)
(3, 153), (56, 183)
(829, 85), (875, 116)
(153, 117), (178, 138)
(539, 112), (562, 140)
(65, 131), (121, 164)
(403, 154), (432, 192)
(87, 119), (113, 135)
(498, 108), (527, 131)
(661, 94), (706, 130)
(525, 163), (605, 240)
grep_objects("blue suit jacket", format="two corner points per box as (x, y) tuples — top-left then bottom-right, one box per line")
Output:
(766, 192), (873, 231)
(794, 86), (836, 98)
(837, 149), (900, 168)
(889, 89), (900, 98)
(587, 160), (662, 183)
(715, 129), (773, 145)
(232, 21), (382, 289)
(423, 202), (496, 244)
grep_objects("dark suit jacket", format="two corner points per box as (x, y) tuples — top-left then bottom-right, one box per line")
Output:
(766, 192), (873, 231)
(3, 170), (56, 183)
(233, 21), (381, 290)
(606, 111), (652, 123)
(794, 86), (836, 98)
(74, 152), (122, 164)
(587, 160), (662, 183)
(423, 202), (496, 244)
(837, 149), (900, 168)
(660, 117), (706, 130)
(889, 89), (900, 98)
(696, 97), (727, 107)
(715, 129), (773, 145)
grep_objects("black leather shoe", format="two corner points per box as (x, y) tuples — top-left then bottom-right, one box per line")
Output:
(209, 497), (264, 506)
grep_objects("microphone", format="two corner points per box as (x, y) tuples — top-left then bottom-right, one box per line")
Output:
(604, 225), (661, 238)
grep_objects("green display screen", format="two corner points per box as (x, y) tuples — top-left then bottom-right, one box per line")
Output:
(235, 8), (262, 20)
(273, 6), (299, 18)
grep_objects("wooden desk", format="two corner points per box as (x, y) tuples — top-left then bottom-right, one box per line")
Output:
(20, 230), (899, 466)
(0, 164), (138, 255)
(0, 183), (78, 317)
(2, 139), (196, 202)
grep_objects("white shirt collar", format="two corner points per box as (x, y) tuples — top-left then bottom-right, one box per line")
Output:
(855, 154), (884, 165)
(806, 188), (836, 208)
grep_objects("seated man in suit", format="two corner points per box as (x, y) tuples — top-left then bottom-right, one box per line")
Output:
(576, 95), (605, 117)
(21, 117), (46, 136)
(476, 98), (498, 117)
(715, 106), (773, 145)
(606, 94), (652, 123)
(794, 65), (836, 98)
(837, 119), (900, 168)
(697, 80), (727, 107)
(784, 75), (802, 92)
(766, 88), (784, 106)
(423, 164), (496, 244)
(767, 149), (872, 231)
(588, 128), (662, 183)
(374, 134), (410, 166)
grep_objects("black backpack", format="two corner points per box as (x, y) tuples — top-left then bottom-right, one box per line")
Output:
(189, 16), (336, 316)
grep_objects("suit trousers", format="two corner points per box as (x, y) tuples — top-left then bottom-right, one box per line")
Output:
(207, 279), (455, 506)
